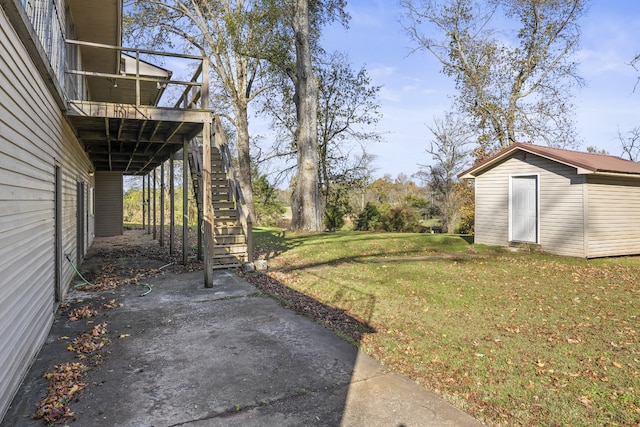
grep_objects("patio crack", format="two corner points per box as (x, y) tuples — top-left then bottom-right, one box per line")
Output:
(164, 380), (352, 427)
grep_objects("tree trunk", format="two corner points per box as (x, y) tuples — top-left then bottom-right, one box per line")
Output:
(290, 0), (322, 231)
(234, 105), (256, 222)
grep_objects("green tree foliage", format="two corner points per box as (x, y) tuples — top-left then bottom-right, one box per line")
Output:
(400, 0), (587, 153)
(121, 186), (197, 227)
(322, 181), (353, 231)
(252, 173), (286, 226)
(354, 202), (421, 233)
(323, 206), (345, 231)
(403, 195), (432, 221)
(123, 188), (142, 224)
(354, 202), (381, 231)
(454, 181), (474, 234)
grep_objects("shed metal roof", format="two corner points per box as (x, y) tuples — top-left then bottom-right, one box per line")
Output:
(459, 143), (640, 179)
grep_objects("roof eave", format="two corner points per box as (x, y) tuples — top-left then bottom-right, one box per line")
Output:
(590, 171), (640, 179)
(458, 143), (601, 179)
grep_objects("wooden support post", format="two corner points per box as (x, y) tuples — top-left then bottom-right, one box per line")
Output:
(183, 138), (189, 266)
(201, 58), (213, 287)
(197, 200), (203, 261)
(203, 121), (213, 287)
(147, 174), (151, 234)
(142, 176), (146, 231)
(153, 168), (157, 240)
(160, 162), (165, 247)
(169, 154), (175, 255)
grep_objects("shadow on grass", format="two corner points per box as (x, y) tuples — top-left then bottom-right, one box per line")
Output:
(460, 235), (474, 244)
(244, 271), (376, 345)
(253, 229), (489, 276)
(253, 228), (303, 260)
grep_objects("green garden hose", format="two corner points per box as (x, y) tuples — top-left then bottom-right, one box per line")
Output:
(65, 254), (152, 297)
(66, 254), (96, 289)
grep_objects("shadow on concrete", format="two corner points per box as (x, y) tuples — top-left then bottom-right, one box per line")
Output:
(1, 230), (484, 427)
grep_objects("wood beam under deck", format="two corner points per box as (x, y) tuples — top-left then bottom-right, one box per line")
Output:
(136, 122), (186, 174)
(125, 120), (147, 173)
(66, 100), (208, 175)
(67, 101), (211, 123)
(104, 117), (112, 171)
(117, 118), (125, 152)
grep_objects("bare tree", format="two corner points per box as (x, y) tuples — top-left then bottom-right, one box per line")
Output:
(286, 0), (322, 231)
(631, 54), (640, 93)
(618, 126), (640, 161)
(257, 0), (349, 231)
(421, 113), (473, 233)
(259, 51), (383, 214)
(400, 0), (587, 154)
(125, 0), (279, 222)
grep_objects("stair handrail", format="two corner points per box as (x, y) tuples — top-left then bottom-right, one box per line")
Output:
(188, 139), (203, 205)
(212, 117), (253, 263)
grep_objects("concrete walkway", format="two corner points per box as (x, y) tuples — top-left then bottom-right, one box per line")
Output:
(2, 268), (484, 427)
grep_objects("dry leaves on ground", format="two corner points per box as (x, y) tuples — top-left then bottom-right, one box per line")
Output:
(244, 272), (374, 343)
(32, 363), (87, 424)
(67, 305), (98, 321)
(68, 322), (109, 359)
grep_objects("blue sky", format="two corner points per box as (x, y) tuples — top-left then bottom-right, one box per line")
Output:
(285, 0), (640, 180)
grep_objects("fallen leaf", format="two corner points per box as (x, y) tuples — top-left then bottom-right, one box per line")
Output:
(578, 395), (591, 408)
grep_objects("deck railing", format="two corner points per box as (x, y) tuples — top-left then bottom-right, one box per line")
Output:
(213, 117), (254, 263)
(21, 0), (66, 89)
(16, 0), (209, 111)
(64, 40), (208, 110)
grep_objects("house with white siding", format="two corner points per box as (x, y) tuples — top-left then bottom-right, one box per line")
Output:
(459, 143), (640, 258)
(0, 0), (253, 420)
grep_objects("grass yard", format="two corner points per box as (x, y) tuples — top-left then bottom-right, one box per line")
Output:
(247, 228), (640, 427)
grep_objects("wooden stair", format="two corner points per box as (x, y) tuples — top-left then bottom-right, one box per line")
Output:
(188, 143), (250, 269)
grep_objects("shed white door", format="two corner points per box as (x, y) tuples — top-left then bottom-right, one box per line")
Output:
(511, 176), (538, 243)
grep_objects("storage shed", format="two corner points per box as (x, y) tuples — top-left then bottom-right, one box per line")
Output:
(459, 143), (640, 258)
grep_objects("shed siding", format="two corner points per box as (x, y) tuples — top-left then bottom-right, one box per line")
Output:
(474, 153), (585, 257)
(474, 159), (510, 246)
(95, 171), (123, 237)
(585, 176), (640, 258)
(0, 7), (94, 419)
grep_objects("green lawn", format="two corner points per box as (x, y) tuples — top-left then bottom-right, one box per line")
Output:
(249, 228), (640, 427)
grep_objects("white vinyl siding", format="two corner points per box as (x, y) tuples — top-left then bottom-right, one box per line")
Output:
(0, 6), (93, 419)
(474, 153), (586, 257)
(474, 159), (510, 247)
(95, 171), (123, 237)
(585, 176), (640, 258)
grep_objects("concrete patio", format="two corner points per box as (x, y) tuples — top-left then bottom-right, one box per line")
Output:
(1, 233), (484, 427)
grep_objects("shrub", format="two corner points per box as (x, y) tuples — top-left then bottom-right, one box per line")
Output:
(355, 202), (381, 231)
(355, 202), (421, 232)
(253, 174), (286, 226)
(381, 205), (421, 233)
(324, 205), (345, 231)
